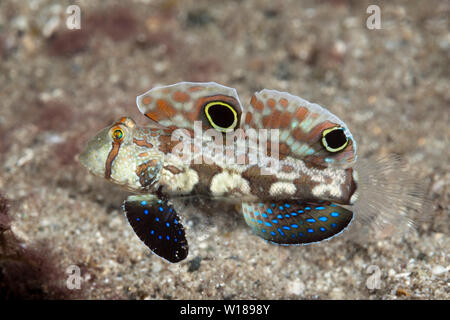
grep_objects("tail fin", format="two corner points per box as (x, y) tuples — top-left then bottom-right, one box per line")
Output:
(351, 155), (428, 238)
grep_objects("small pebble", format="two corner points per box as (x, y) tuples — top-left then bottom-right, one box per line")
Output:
(43, 16), (60, 38)
(395, 287), (410, 297)
(152, 261), (162, 273)
(431, 265), (448, 276)
(330, 288), (345, 299)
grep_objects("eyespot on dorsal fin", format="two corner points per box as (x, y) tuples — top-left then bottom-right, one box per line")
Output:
(242, 89), (357, 167)
(136, 82), (243, 133)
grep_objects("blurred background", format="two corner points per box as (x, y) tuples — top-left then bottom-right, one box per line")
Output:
(0, 0), (448, 299)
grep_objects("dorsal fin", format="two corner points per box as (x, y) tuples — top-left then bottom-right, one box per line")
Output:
(242, 89), (357, 167)
(136, 82), (243, 132)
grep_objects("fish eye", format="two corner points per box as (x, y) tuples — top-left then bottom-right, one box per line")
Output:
(321, 126), (349, 152)
(204, 101), (238, 132)
(111, 127), (125, 142)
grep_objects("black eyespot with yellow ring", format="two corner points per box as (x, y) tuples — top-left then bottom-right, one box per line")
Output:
(204, 101), (238, 133)
(111, 127), (125, 142)
(321, 126), (349, 153)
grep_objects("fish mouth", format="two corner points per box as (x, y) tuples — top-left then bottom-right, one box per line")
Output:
(77, 146), (97, 173)
(77, 148), (88, 169)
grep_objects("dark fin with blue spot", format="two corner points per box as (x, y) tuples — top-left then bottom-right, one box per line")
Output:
(241, 200), (353, 244)
(123, 195), (188, 263)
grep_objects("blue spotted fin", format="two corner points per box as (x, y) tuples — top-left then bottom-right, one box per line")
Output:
(123, 195), (188, 263)
(242, 89), (357, 168)
(241, 200), (353, 245)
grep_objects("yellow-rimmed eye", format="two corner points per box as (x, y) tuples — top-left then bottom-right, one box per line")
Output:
(204, 101), (238, 133)
(321, 126), (349, 152)
(111, 127), (124, 141)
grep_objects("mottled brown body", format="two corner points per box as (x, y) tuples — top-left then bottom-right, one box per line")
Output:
(78, 82), (423, 264)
